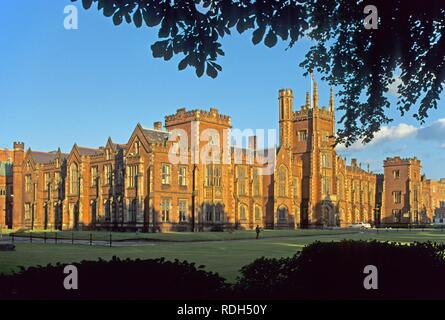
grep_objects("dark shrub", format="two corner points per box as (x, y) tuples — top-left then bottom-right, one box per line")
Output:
(0, 257), (228, 300)
(236, 240), (445, 300)
(0, 243), (15, 251)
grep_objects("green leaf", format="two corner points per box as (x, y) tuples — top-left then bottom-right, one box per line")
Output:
(178, 57), (188, 71)
(151, 40), (168, 58)
(252, 27), (266, 45)
(82, 0), (93, 9)
(206, 64), (218, 78)
(196, 61), (205, 77)
(113, 13), (122, 26)
(264, 29), (277, 48)
(164, 45), (173, 61)
(133, 10), (142, 28)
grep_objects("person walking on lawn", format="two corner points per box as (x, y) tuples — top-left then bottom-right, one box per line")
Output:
(256, 225), (261, 240)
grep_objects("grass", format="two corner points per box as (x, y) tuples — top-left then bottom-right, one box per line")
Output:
(9, 229), (358, 242)
(3, 229), (445, 282)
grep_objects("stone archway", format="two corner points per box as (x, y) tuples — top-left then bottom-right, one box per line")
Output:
(322, 203), (336, 227)
(277, 205), (289, 223)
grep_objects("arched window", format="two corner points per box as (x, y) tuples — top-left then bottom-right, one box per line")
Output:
(238, 167), (246, 196)
(205, 204), (213, 222)
(278, 166), (287, 197)
(105, 200), (111, 222)
(239, 204), (247, 221)
(255, 206), (262, 221)
(215, 203), (223, 222)
(70, 163), (79, 195)
(130, 199), (138, 223)
(253, 169), (261, 197)
(278, 205), (288, 221)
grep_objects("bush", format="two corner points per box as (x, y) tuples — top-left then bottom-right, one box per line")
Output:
(0, 257), (228, 300)
(236, 240), (445, 300)
(3, 241), (445, 300)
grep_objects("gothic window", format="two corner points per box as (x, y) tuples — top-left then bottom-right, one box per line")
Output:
(215, 203), (223, 222)
(253, 168), (261, 197)
(25, 175), (32, 193)
(298, 130), (308, 142)
(321, 153), (331, 168)
(322, 176), (332, 196)
(91, 166), (98, 187)
(127, 165), (139, 188)
(238, 167), (246, 196)
(213, 165), (221, 187)
(104, 164), (113, 186)
(278, 206), (287, 221)
(70, 163), (79, 195)
(239, 204), (247, 221)
(278, 166), (287, 197)
(205, 204), (213, 222)
(255, 206), (262, 221)
(130, 199), (137, 223)
(393, 170), (400, 179)
(205, 165), (213, 187)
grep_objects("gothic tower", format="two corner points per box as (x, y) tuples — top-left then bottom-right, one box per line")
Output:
(278, 89), (293, 148)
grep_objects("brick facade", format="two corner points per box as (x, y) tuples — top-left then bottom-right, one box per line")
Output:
(2, 86), (442, 231)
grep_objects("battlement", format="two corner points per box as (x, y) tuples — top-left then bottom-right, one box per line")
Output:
(13, 142), (25, 150)
(279, 88), (293, 97)
(293, 106), (333, 121)
(165, 107), (231, 127)
(384, 156), (421, 167)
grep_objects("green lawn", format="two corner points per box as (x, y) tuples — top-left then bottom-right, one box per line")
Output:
(9, 229), (357, 242)
(2, 229), (445, 282)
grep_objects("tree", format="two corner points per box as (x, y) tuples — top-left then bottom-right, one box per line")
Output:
(72, 0), (445, 146)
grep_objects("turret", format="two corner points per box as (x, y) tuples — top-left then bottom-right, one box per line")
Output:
(313, 79), (319, 109)
(329, 86), (335, 113)
(278, 89), (293, 148)
(12, 142), (25, 227)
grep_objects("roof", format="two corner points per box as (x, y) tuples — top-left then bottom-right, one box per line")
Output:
(29, 151), (67, 165)
(30, 151), (58, 164)
(77, 146), (102, 156)
(141, 128), (170, 144)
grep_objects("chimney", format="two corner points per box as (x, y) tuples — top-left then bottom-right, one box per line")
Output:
(154, 122), (162, 131)
(351, 159), (358, 167)
(248, 136), (257, 151)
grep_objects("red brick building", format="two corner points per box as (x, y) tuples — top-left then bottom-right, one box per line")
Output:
(4, 86), (437, 231)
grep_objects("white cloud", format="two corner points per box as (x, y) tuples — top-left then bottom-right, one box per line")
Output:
(338, 123), (418, 151)
(417, 118), (445, 142)
(388, 76), (403, 96)
(338, 117), (445, 152)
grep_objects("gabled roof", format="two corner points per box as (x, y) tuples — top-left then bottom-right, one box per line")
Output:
(29, 151), (58, 164)
(28, 150), (68, 165)
(77, 146), (102, 156)
(141, 127), (170, 144)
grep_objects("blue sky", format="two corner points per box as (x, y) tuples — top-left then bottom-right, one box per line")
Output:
(1, 1), (445, 179)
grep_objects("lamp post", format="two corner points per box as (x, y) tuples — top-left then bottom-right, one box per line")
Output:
(191, 164), (197, 233)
